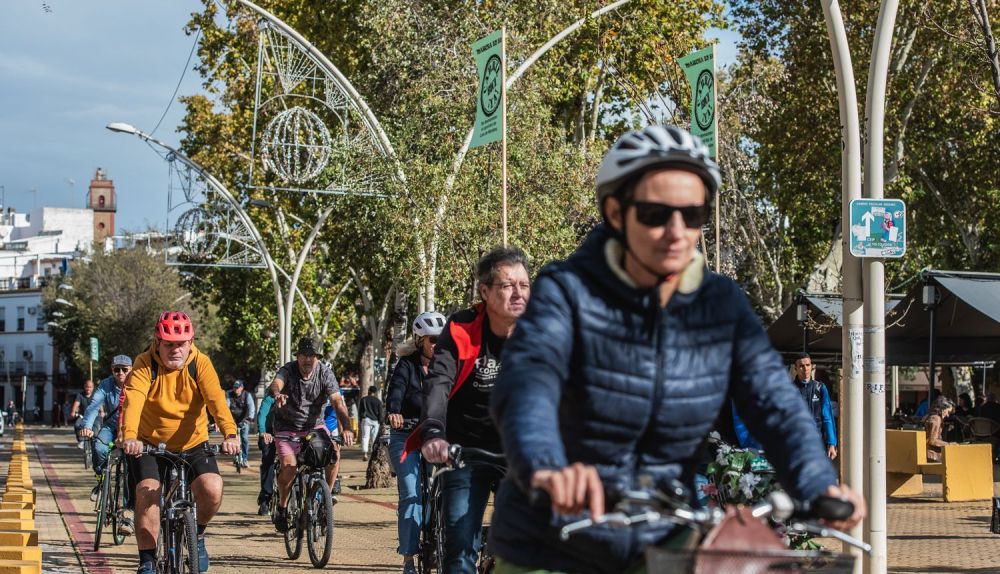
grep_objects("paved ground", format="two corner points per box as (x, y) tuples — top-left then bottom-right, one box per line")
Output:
(8, 426), (1000, 573)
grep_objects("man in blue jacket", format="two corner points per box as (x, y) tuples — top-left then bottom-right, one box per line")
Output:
(489, 125), (865, 574)
(79, 354), (134, 535)
(794, 354), (838, 459)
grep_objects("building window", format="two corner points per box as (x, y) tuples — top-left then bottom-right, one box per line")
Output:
(0, 306), (5, 332)
(16, 307), (24, 332)
(98, 222), (106, 231)
(99, 195), (106, 208)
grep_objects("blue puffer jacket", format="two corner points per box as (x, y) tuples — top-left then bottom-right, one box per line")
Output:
(489, 225), (837, 573)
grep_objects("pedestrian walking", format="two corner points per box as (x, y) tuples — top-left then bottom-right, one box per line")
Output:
(358, 386), (383, 460)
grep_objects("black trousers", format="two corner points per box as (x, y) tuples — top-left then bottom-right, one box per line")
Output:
(258, 436), (276, 504)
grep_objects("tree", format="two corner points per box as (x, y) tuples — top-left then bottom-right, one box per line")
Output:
(43, 248), (217, 381)
(176, 0), (726, 371)
(728, 0), (1000, 304)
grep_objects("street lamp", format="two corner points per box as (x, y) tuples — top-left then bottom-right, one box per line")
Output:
(107, 121), (289, 361)
(923, 282), (940, 398)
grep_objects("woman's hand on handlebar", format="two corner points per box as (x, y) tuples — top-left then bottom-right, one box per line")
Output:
(261, 432), (273, 445)
(79, 427), (94, 439)
(531, 463), (604, 520)
(388, 413), (403, 429)
(822, 484), (866, 531)
(123, 439), (144, 457)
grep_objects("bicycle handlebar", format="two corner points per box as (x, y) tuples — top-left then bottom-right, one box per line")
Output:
(139, 443), (221, 459)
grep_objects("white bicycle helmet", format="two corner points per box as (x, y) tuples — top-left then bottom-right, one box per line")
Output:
(595, 125), (721, 211)
(413, 311), (446, 338)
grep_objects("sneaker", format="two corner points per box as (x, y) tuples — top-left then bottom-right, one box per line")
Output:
(117, 515), (134, 536)
(362, 454), (369, 461)
(332, 478), (342, 495)
(272, 506), (289, 533)
(90, 484), (101, 502)
(136, 561), (156, 574)
(77, 441), (85, 450)
(402, 561), (417, 574)
(197, 536), (209, 572)
(257, 501), (269, 516)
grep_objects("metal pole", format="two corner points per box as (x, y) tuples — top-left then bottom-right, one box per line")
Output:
(821, 2), (865, 566)
(863, 3), (899, 572)
(891, 366), (899, 416)
(928, 303), (937, 397)
(501, 26), (508, 248)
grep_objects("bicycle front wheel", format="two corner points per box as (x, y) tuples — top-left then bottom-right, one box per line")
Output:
(306, 478), (334, 568)
(176, 510), (199, 574)
(83, 440), (92, 470)
(111, 457), (128, 545)
(284, 480), (304, 560)
(93, 474), (111, 551)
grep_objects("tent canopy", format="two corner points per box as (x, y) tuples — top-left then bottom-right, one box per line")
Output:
(766, 270), (1000, 366)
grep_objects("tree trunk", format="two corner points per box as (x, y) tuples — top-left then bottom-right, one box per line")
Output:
(364, 423), (393, 489)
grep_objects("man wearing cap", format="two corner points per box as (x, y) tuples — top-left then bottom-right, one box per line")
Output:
(226, 379), (256, 469)
(269, 336), (355, 532)
(79, 354), (135, 535)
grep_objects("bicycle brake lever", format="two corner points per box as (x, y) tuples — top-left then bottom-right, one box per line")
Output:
(790, 522), (873, 554)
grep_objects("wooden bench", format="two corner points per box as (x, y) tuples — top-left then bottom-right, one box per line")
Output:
(886, 429), (993, 501)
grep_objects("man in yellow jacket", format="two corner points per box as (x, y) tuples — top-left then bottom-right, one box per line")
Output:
(121, 311), (240, 574)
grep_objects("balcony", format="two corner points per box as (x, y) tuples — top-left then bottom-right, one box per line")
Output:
(0, 277), (51, 292)
(0, 361), (49, 378)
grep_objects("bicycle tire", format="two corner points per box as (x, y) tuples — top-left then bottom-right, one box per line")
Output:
(176, 510), (199, 574)
(433, 484), (447, 573)
(477, 525), (495, 574)
(306, 478), (334, 568)
(235, 456), (242, 474)
(111, 457), (128, 546)
(83, 440), (92, 470)
(93, 473), (111, 551)
(284, 477), (304, 560)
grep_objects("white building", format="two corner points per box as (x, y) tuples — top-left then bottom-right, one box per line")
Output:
(0, 168), (117, 421)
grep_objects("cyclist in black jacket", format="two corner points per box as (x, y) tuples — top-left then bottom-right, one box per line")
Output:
(387, 311), (445, 574)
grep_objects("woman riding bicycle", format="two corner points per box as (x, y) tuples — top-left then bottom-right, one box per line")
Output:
(386, 311), (446, 574)
(489, 125), (866, 574)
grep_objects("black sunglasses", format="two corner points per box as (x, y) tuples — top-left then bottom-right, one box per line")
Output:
(112, 366), (130, 373)
(627, 201), (707, 229)
(425, 336), (439, 344)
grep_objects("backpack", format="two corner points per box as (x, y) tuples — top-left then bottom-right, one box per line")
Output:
(297, 430), (336, 469)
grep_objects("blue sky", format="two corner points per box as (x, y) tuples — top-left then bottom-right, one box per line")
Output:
(0, 2), (740, 232)
(0, 0), (204, 232)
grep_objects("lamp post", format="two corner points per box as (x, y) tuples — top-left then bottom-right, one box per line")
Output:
(106, 122), (291, 362)
(923, 282), (939, 397)
(796, 296), (809, 354)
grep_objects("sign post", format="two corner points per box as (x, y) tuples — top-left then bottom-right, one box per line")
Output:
(677, 45), (719, 270)
(89, 336), (99, 383)
(849, 199), (905, 258)
(471, 29), (508, 245)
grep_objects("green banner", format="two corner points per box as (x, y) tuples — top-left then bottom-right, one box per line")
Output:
(677, 45), (717, 158)
(471, 30), (504, 149)
(89, 337), (99, 362)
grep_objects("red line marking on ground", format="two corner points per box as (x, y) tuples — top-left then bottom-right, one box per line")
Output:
(340, 491), (398, 512)
(31, 436), (114, 574)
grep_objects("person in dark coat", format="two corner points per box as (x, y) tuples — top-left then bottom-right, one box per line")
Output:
(489, 125), (866, 574)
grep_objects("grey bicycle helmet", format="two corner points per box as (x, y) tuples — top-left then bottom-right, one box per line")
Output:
(595, 125), (721, 213)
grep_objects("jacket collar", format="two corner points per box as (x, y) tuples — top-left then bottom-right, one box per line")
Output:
(603, 236), (704, 294)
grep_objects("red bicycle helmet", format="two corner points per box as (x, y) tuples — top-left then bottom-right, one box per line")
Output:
(155, 311), (195, 341)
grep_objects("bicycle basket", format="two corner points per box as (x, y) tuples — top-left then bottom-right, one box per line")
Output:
(645, 548), (856, 574)
(297, 431), (335, 469)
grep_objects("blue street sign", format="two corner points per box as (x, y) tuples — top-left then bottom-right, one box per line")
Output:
(849, 198), (906, 258)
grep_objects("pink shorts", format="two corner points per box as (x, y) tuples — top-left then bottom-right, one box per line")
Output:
(275, 425), (329, 459)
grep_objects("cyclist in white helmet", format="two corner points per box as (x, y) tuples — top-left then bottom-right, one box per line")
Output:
(386, 311), (446, 574)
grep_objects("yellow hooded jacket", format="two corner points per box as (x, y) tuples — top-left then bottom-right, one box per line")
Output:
(121, 342), (237, 452)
